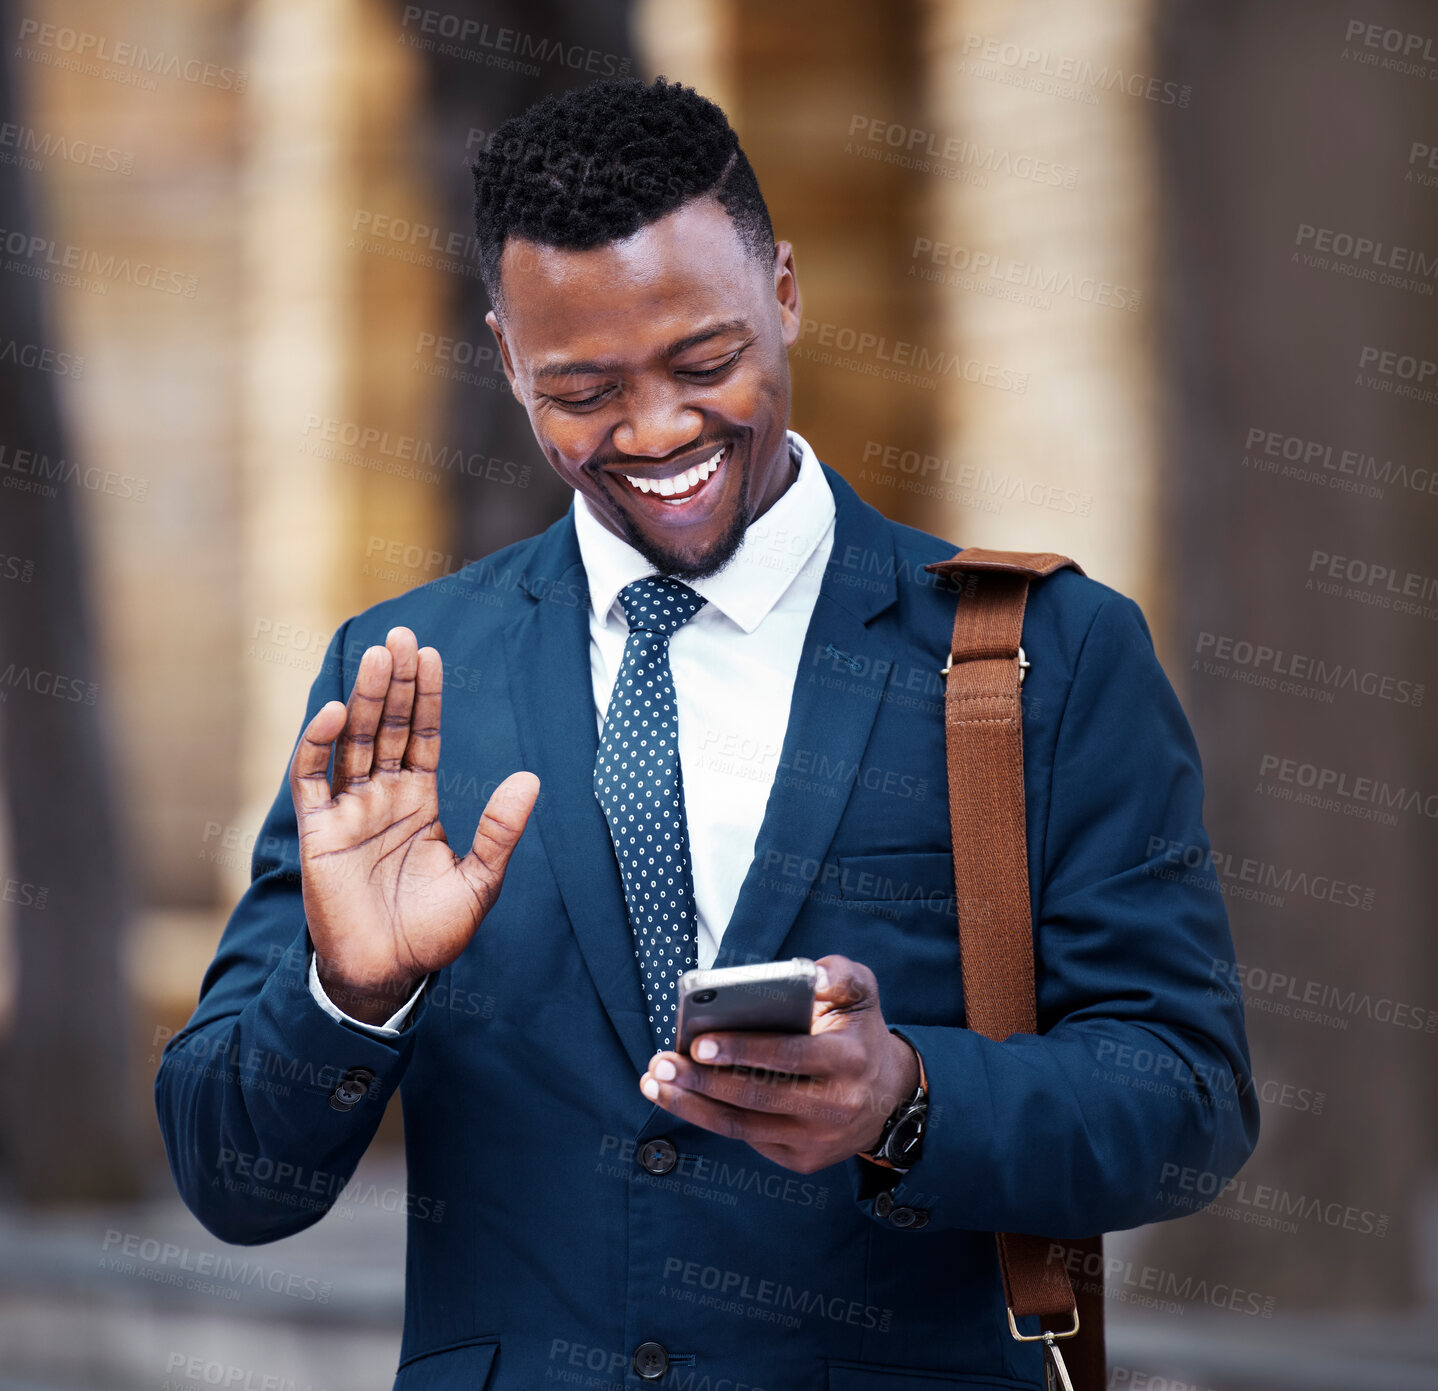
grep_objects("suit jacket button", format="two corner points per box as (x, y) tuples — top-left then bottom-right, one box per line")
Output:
(639, 1139), (678, 1175)
(329, 1066), (375, 1111)
(633, 1342), (669, 1380)
(873, 1190), (894, 1218)
(888, 1204), (918, 1228)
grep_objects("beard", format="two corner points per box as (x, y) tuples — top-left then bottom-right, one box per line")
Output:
(613, 451), (752, 582)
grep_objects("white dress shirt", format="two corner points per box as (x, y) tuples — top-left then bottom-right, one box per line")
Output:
(310, 428), (836, 1036)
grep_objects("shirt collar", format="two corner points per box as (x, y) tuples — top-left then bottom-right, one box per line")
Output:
(572, 429), (835, 635)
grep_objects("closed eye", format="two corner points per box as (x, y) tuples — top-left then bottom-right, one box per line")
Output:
(678, 351), (742, 380)
(545, 386), (614, 410)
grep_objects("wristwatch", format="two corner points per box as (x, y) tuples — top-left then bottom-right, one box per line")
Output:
(859, 1036), (928, 1171)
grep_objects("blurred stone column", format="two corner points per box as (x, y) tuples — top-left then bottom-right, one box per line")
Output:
(918, 0), (1162, 623)
(0, 1), (140, 1198)
(235, 0), (363, 875)
(1152, 0), (1438, 1309)
(231, 0), (445, 897)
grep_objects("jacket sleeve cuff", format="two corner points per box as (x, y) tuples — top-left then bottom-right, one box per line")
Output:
(307, 950), (431, 1036)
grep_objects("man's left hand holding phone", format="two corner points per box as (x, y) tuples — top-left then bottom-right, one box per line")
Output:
(640, 953), (923, 1175)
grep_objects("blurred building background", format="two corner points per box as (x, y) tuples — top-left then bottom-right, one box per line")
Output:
(0, 0), (1434, 1386)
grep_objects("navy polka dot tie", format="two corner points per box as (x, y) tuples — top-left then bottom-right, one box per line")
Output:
(594, 577), (708, 1052)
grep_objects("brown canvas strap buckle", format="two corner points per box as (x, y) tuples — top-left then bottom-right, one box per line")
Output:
(1007, 1306), (1080, 1343)
(940, 644), (1028, 683)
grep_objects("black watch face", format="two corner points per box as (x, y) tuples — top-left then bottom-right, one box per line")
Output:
(890, 1110), (925, 1160)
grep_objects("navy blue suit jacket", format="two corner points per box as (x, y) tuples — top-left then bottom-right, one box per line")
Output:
(156, 462), (1257, 1391)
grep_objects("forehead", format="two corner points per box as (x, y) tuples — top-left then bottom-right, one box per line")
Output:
(497, 197), (766, 365)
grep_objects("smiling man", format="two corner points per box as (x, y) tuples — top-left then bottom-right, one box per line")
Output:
(157, 77), (1257, 1391)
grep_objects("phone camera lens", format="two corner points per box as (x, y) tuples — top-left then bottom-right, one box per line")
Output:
(692, 989), (717, 1006)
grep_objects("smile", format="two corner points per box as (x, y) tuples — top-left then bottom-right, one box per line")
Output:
(620, 445), (726, 505)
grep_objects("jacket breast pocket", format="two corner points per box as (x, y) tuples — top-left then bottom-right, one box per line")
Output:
(392, 1337), (499, 1391)
(837, 851), (955, 909)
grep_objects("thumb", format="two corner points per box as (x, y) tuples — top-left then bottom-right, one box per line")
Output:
(463, 771), (540, 891)
(812, 954), (871, 1008)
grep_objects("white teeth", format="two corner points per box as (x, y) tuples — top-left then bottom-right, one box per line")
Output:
(621, 445), (725, 498)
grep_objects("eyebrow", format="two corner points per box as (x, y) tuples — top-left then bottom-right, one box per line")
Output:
(533, 318), (753, 381)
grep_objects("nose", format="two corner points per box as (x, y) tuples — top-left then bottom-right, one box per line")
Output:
(610, 378), (703, 461)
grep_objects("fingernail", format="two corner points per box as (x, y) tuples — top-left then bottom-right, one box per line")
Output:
(655, 1059), (677, 1081)
(640, 1075), (659, 1100)
(815, 965), (830, 991)
(694, 1037), (718, 1061)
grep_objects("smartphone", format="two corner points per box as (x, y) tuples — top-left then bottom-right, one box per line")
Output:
(675, 957), (818, 1057)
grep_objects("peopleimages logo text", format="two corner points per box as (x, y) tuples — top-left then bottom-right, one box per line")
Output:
(1258, 753), (1438, 819)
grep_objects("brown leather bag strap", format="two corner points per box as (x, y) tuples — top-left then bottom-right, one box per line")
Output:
(927, 546), (1081, 1049)
(924, 547), (1106, 1386)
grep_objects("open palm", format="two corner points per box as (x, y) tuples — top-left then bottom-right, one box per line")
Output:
(287, 626), (539, 1022)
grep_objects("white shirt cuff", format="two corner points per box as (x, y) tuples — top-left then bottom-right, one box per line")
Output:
(307, 951), (428, 1036)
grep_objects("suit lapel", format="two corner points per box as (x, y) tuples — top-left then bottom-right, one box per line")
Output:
(502, 513), (656, 1076)
(714, 466), (899, 971)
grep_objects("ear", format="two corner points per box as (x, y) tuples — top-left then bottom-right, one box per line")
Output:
(773, 240), (802, 349)
(485, 309), (521, 398)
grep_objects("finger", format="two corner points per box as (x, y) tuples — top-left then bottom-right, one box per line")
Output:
(289, 701), (349, 814)
(402, 645), (443, 774)
(686, 1029), (837, 1078)
(333, 644), (393, 796)
(639, 1069), (804, 1148)
(373, 627), (419, 773)
(462, 772), (541, 901)
(651, 1050), (838, 1118)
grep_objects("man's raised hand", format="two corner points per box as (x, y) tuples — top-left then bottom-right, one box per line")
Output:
(288, 625), (539, 1025)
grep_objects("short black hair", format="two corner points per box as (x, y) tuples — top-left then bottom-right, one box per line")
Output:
(470, 76), (775, 310)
